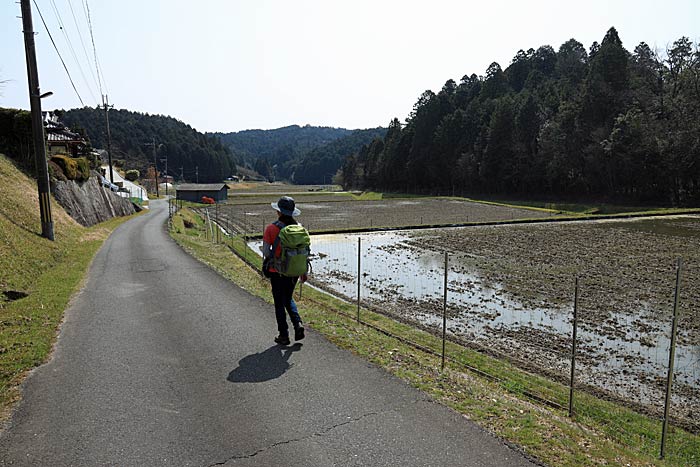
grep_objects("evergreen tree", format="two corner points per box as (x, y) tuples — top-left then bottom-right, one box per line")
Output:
(338, 29), (698, 205)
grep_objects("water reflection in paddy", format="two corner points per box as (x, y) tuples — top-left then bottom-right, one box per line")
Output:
(251, 224), (699, 412)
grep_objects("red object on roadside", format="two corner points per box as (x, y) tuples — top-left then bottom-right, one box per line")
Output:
(201, 196), (215, 204)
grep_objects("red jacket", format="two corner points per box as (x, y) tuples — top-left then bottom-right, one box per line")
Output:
(263, 222), (283, 272)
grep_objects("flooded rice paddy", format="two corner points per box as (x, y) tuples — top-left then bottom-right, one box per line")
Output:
(262, 215), (700, 425)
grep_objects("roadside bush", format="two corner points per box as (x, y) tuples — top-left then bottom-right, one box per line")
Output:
(50, 155), (90, 182)
(74, 157), (90, 182)
(47, 160), (67, 182)
(50, 155), (77, 180)
(125, 169), (139, 182)
(0, 108), (34, 174)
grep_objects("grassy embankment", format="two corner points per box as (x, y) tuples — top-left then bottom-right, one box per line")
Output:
(0, 154), (140, 422)
(170, 205), (698, 467)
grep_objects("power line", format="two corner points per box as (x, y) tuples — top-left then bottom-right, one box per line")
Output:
(82, 0), (107, 96)
(32, 0), (85, 106)
(47, 0), (97, 104)
(66, 0), (101, 98)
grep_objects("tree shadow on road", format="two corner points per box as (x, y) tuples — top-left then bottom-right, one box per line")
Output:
(227, 343), (302, 383)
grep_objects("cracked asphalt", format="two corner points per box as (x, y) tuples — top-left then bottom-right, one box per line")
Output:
(0, 199), (539, 466)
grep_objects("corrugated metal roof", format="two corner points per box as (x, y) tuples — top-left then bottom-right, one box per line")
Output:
(176, 183), (228, 191)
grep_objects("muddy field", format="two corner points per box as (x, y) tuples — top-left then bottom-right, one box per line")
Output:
(215, 197), (557, 235)
(305, 216), (700, 427)
(226, 181), (340, 193)
(224, 192), (354, 206)
(411, 217), (700, 344)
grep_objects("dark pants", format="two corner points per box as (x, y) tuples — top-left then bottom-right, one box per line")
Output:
(270, 274), (302, 336)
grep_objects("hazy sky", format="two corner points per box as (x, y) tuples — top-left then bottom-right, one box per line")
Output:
(1, 1), (698, 133)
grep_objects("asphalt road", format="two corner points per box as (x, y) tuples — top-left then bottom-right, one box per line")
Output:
(0, 199), (540, 466)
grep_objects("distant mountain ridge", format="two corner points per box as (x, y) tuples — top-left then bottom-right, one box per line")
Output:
(289, 127), (387, 184)
(211, 124), (386, 183)
(211, 125), (351, 164)
(48, 109), (385, 185)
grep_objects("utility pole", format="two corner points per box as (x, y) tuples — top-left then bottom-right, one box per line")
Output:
(152, 137), (159, 198)
(160, 153), (168, 196)
(20, 0), (54, 240)
(144, 138), (159, 197)
(102, 94), (114, 183)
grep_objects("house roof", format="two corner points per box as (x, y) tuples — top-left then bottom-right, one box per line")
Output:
(176, 183), (229, 192)
(46, 131), (85, 143)
(43, 112), (87, 145)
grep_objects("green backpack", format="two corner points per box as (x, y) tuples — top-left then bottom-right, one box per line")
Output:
(271, 221), (311, 277)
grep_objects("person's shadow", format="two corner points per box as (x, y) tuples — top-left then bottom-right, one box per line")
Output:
(227, 343), (302, 383)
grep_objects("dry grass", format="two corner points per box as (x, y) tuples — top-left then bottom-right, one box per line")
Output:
(0, 154), (137, 423)
(0, 155), (81, 294)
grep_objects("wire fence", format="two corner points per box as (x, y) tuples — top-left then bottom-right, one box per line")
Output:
(310, 234), (696, 416)
(209, 201), (559, 236)
(192, 202), (700, 459)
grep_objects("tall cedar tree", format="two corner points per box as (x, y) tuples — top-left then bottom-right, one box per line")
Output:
(344, 28), (700, 205)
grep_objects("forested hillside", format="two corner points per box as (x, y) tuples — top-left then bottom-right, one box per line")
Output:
(287, 127), (386, 184)
(212, 125), (387, 183)
(212, 125), (350, 175)
(60, 108), (236, 183)
(341, 28), (700, 205)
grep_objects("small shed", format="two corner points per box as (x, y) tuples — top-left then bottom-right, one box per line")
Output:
(176, 183), (229, 203)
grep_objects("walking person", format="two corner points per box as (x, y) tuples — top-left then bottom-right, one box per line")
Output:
(263, 196), (307, 345)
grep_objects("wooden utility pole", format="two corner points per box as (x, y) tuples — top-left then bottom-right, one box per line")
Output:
(102, 94), (114, 183)
(152, 138), (159, 198)
(20, 0), (54, 240)
(160, 153), (168, 196)
(144, 138), (159, 197)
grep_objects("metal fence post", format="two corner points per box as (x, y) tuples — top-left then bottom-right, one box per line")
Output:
(216, 203), (220, 243)
(660, 258), (682, 459)
(568, 276), (579, 417)
(204, 208), (208, 240)
(357, 237), (361, 323)
(243, 221), (248, 264)
(441, 251), (448, 371)
(207, 208), (214, 243)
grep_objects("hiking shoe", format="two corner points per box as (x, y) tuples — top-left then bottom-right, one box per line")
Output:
(294, 325), (305, 341)
(274, 334), (290, 346)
